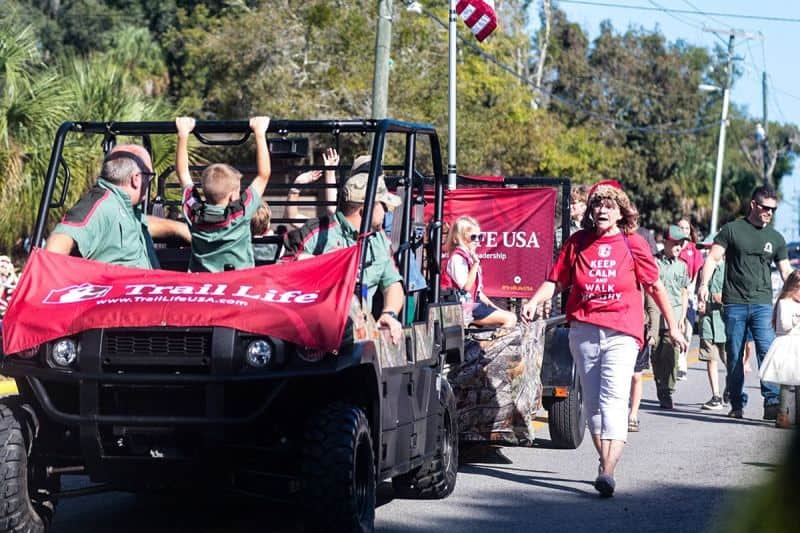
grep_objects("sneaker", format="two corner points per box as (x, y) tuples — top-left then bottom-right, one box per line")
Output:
(702, 396), (723, 410)
(763, 404), (779, 421)
(659, 395), (674, 409)
(727, 408), (743, 419)
(594, 473), (616, 497)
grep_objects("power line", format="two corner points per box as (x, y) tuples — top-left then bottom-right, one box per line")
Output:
(771, 85), (800, 104)
(646, 0), (703, 31)
(558, 0), (800, 24)
(767, 74), (790, 123)
(678, 0), (731, 31)
(405, 1), (715, 134)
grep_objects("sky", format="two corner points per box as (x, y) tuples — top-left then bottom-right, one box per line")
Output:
(532, 0), (800, 241)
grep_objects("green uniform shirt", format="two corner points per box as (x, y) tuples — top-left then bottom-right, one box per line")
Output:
(53, 179), (158, 269)
(714, 218), (787, 305)
(701, 262), (726, 343)
(291, 211), (403, 309)
(657, 253), (689, 329)
(183, 184), (260, 273)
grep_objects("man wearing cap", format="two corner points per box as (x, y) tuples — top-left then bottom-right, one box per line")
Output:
(285, 155), (404, 344)
(699, 185), (793, 420)
(651, 224), (690, 409)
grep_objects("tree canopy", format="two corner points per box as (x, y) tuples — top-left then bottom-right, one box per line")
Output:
(0, 0), (797, 255)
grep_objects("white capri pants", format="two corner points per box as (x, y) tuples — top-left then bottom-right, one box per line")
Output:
(568, 321), (639, 442)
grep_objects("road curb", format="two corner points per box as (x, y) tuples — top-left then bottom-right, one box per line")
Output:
(0, 380), (18, 396)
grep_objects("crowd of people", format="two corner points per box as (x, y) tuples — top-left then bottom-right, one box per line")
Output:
(6, 116), (795, 501)
(495, 177), (796, 498)
(0, 256), (19, 319)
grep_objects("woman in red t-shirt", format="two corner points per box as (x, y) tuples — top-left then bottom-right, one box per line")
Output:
(521, 181), (687, 497)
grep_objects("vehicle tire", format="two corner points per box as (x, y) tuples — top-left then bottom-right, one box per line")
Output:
(0, 398), (58, 533)
(391, 379), (458, 499)
(302, 402), (375, 533)
(547, 372), (586, 449)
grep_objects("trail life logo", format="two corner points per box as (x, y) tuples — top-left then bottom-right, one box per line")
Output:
(764, 242), (773, 254)
(43, 283), (112, 304)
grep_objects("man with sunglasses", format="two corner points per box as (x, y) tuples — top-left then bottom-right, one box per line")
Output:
(699, 185), (793, 420)
(46, 144), (190, 268)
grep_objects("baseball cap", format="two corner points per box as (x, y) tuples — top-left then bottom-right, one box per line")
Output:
(342, 155), (402, 208)
(665, 224), (688, 242)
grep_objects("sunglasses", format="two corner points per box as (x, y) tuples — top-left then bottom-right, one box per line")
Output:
(755, 202), (776, 213)
(468, 233), (482, 242)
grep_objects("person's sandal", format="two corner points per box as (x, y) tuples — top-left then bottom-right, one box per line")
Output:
(628, 418), (640, 432)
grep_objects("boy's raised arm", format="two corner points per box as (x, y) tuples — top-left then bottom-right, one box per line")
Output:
(323, 147), (339, 215)
(175, 117), (196, 189)
(249, 116), (272, 196)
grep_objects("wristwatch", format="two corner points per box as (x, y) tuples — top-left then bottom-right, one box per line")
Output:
(381, 310), (399, 320)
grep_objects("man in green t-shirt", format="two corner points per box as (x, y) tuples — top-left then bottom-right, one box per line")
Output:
(700, 185), (794, 420)
(46, 144), (190, 268)
(285, 155), (404, 345)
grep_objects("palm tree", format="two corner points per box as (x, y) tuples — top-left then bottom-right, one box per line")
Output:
(0, 16), (176, 256)
(0, 22), (71, 254)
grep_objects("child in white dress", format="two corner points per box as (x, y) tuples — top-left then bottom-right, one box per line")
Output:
(767, 270), (800, 427)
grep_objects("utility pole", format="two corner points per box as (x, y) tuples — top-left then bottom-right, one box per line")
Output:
(447, 0), (457, 189)
(532, 0), (552, 108)
(761, 71), (770, 185)
(703, 27), (759, 236)
(372, 0), (393, 119)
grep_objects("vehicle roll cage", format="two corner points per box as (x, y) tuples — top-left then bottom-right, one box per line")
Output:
(35, 119), (447, 303)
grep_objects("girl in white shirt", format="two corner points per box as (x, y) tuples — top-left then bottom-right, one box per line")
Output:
(770, 270), (800, 427)
(773, 271), (800, 335)
(444, 216), (516, 329)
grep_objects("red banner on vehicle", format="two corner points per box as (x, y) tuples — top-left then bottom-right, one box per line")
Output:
(426, 187), (557, 298)
(2, 246), (361, 355)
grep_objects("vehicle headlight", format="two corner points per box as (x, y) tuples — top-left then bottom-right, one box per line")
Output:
(245, 340), (272, 368)
(50, 339), (78, 367)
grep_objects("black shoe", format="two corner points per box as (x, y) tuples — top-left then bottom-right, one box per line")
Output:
(659, 395), (674, 410)
(594, 473), (616, 497)
(727, 408), (743, 419)
(764, 404), (779, 421)
(702, 396), (723, 410)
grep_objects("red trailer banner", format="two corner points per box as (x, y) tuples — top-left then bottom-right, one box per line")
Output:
(2, 246), (361, 355)
(427, 187), (557, 298)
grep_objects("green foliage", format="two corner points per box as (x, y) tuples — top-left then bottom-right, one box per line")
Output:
(1, 0), (797, 255)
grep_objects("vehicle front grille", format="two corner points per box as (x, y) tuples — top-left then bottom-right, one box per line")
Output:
(102, 329), (212, 372)
(104, 331), (210, 358)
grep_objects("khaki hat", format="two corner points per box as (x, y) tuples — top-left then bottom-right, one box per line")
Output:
(342, 155), (402, 209)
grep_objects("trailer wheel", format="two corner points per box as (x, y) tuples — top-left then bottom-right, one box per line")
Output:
(0, 398), (58, 533)
(302, 402), (375, 533)
(547, 373), (586, 449)
(392, 379), (458, 499)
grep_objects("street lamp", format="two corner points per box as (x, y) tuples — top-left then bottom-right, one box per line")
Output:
(701, 82), (731, 237)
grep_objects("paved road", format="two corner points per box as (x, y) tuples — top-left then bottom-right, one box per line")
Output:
(50, 349), (792, 532)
